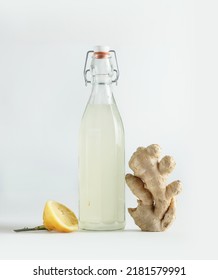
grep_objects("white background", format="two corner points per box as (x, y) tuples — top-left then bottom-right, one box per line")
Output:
(0, 0), (218, 259)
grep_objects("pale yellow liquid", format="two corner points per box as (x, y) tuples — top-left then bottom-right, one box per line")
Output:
(79, 104), (125, 230)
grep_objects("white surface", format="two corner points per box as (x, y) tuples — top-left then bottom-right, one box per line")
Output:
(0, 227), (215, 260)
(0, 0), (218, 260)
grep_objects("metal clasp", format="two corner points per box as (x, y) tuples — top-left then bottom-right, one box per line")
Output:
(83, 49), (120, 86)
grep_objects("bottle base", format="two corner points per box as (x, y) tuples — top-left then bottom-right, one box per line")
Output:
(79, 221), (125, 231)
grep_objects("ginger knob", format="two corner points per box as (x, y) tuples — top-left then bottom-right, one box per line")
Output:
(126, 144), (182, 232)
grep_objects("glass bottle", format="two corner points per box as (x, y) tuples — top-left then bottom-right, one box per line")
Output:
(79, 46), (125, 230)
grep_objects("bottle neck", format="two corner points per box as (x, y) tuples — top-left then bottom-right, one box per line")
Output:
(88, 55), (115, 104)
(89, 81), (114, 105)
(93, 75), (112, 85)
(91, 56), (113, 83)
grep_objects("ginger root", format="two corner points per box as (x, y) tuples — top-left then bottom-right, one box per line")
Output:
(126, 144), (182, 231)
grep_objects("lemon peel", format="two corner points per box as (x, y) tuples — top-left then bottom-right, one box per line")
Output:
(14, 200), (78, 233)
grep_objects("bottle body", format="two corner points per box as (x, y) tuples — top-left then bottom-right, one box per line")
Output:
(79, 102), (125, 230)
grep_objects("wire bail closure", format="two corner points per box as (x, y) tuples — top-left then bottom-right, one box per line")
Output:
(83, 50), (120, 86)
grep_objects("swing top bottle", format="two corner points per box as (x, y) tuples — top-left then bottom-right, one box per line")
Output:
(79, 46), (125, 230)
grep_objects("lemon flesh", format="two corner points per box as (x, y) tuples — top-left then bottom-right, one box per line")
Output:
(43, 200), (78, 233)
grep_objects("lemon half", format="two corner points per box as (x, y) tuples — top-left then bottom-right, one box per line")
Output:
(43, 200), (78, 233)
